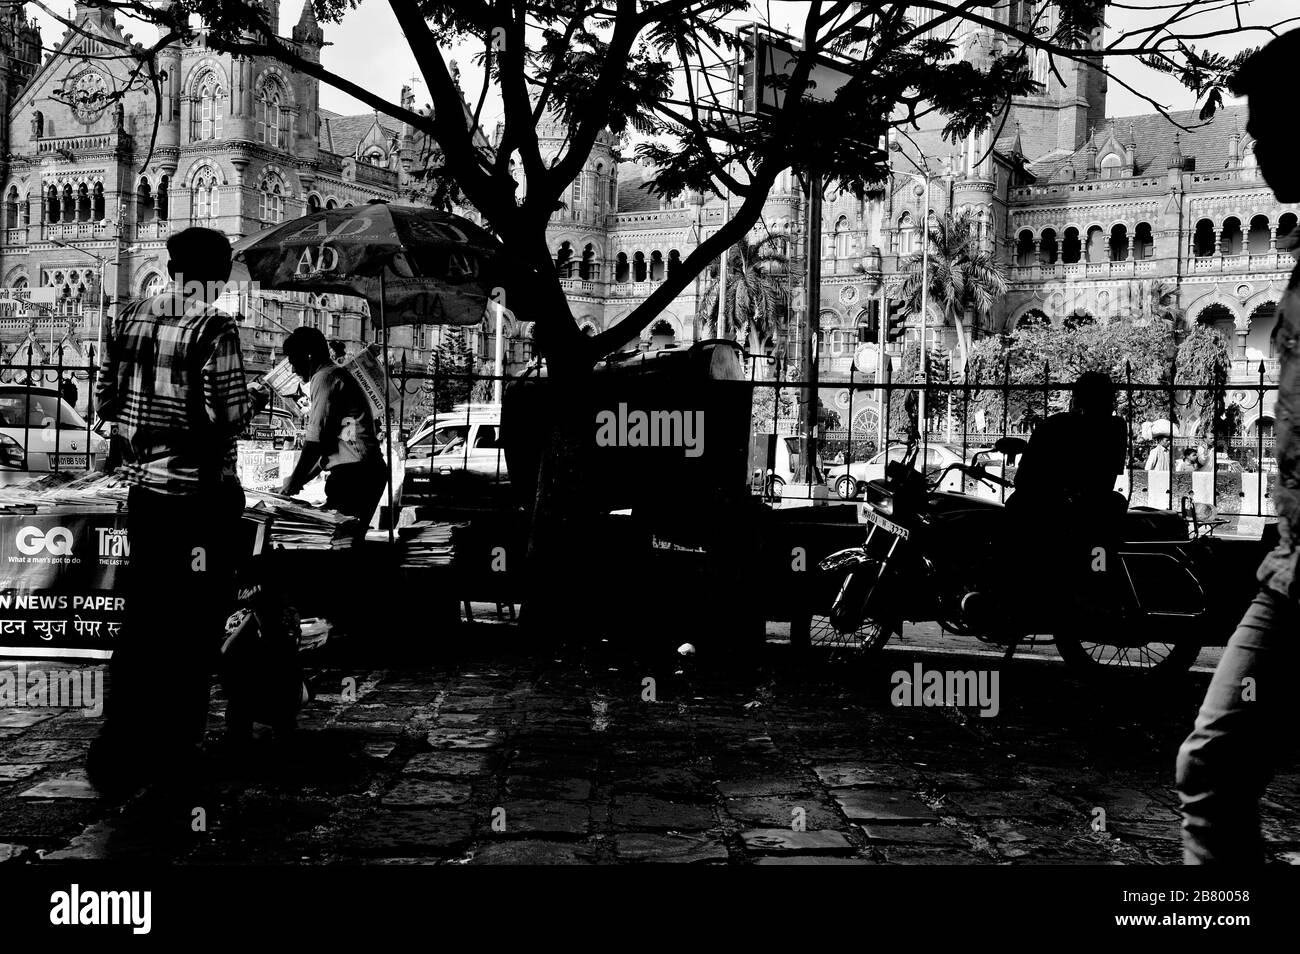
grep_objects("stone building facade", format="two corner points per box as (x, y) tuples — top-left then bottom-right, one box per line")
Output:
(548, 1), (1288, 440)
(0, 0), (476, 411)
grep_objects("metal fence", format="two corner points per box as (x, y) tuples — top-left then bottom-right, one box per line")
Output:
(10, 342), (1268, 527)
(388, 350), (1282, 529)
(0, 345), (102, 478)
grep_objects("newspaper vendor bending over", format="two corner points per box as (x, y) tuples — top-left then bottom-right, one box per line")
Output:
(279, 326), (388, 523)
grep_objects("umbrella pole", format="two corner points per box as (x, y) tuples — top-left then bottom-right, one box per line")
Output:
(380, 270), (395, 546)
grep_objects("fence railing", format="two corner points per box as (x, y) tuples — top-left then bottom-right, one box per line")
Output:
(386, 350), (1282, 531)
(0, 345), (102, 479)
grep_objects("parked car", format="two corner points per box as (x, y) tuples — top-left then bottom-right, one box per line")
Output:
(0, 385), (107, 484)
(826, 443), (991, 499)
(750, 433), (824, 499)
(405, 405), (508, 496)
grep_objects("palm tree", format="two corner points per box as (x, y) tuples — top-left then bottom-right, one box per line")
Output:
(697, 233), (790, 355)
(896, 210), (1007, 378)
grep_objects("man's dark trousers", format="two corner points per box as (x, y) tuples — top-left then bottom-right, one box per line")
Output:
(324, 459), (388, 522)
(101, 481), (245, 761)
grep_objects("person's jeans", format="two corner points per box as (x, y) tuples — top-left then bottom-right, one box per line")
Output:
(101, 482), (245, 759)
(1176, 586), (1300, 864)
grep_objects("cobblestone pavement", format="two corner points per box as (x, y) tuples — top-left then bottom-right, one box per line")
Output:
(2, 623), (1299, 865)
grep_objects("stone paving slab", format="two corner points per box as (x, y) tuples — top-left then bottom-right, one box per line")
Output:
(834, 789), (940, 823)
(340, 811), (475, 856)
(493, 799), (592, 837)
(614, 832), (728, 863)
(0, 710), (55, 729)
(468, 840), (596, 865)
(381, 778), (472, 809)
(741, 828), (856, 854)
(611, 796), (716, 832)
(19, 771), (98, 801)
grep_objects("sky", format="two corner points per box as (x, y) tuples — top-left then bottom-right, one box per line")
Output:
(26, 1), (1300, 123)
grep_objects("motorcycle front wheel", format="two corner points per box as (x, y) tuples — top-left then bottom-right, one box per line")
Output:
(813, 568), (893, 656)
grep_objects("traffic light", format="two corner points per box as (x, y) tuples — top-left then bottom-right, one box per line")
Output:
(858, 300), (880, 343)
(886, 300), (908, 344)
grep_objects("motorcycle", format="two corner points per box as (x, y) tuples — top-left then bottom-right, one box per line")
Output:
(815, 437), (1219, 678)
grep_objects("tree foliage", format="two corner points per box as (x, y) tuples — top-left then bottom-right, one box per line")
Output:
(51, 0), (1277, 376)
(697, 233), (790, 354)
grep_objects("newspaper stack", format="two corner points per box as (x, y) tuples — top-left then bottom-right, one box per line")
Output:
(243, 490), (358, 550)
(388, 521), (459, 568)
(0, 471), (130, 513)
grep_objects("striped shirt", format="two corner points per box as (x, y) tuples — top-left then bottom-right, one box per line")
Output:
(95, 290), (253, 494)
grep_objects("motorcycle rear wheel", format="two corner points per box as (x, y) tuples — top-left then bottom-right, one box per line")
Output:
(809, 613), (892, 654)
(1053, 627), (1201, 678)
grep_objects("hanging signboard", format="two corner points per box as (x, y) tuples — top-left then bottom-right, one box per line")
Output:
(0, 286), (56, 319)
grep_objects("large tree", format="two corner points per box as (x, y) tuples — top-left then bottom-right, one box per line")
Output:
(42, 0), (1281, 376)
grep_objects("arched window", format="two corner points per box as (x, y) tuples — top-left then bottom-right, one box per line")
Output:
(3, 187), (17, 230)
(554, 241), (573, 278)
(834, 215), (851, 259)
(1242, 142), (1258, 171)
(194, 73), (224, 141)
(667, 249), (680, 278)
(1222, 217), (1244, 256)
(62, 184), (75, 222)
(1015, 229), (1035, 267)
(614, 251), (629, 282)
(157, 175), (169, 221)
(579, 244), (596, 281)
(898, 212), (915, 255)
(1062, 227), (1082, 264)
(633, 251), (646, 282)
(307, 194), (321, 214)
(1134, 222), (1155, 260)
(256, 80), (285, 148)
(363, 147), (385, 166)
(192, 166), (220, 222)
(136, 179), (153, 223)
(1085, 225), (1106, 262)
(92, 182), (104, 220)
(76, 183), (90, 222)
(259, 174), (284, 224)
(1100, 153), (1122, 179)
(1193, 218), (1216, 257)
(1108, 224), (1129, 262)
(141, 272), (165, 299)
(1040, 228), (1059, 264)
(325, 198), (337, 211)
(1280, 212), (1298, 238)
(1248, 215), (1271, 254)
(47, 185), (59, 223)
(650, 250), (665, 282)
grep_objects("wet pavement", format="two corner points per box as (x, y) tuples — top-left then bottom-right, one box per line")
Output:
(2, 618), (1299, 865)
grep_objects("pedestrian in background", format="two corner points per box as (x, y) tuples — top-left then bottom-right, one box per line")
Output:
(1176, 29), (1300, 864)
(1145, 433), (1171, 471)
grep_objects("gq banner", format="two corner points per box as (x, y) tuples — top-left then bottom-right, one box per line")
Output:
(0, 513), (127, 660)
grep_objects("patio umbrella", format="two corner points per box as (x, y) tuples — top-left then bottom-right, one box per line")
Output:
(232, 201), (510, 540)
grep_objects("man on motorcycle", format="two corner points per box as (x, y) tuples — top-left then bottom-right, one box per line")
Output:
(1002, 371), (1128, 616)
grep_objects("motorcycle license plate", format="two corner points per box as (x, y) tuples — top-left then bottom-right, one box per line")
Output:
(861, 507), (909, 541)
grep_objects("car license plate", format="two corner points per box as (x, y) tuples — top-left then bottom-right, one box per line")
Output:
(50, 455), (89, 470)
(861, 506), (909, 540)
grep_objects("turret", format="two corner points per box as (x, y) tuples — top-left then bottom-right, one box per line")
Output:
(292, 0), (323, 165)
